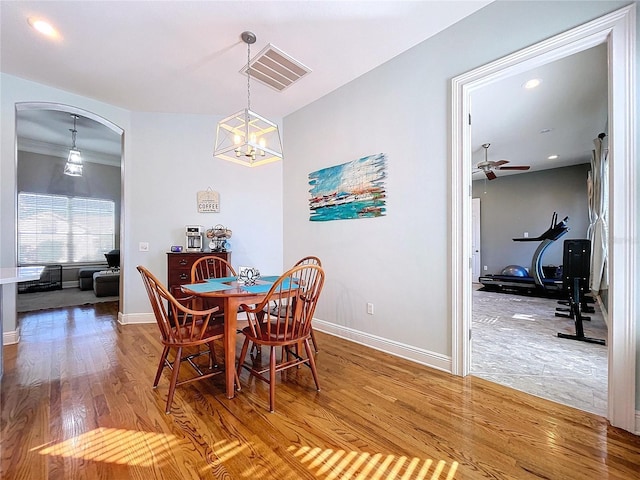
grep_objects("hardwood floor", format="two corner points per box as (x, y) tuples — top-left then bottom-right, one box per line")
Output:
(2, 303), (639, 479)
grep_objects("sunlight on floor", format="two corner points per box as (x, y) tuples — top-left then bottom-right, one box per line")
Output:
(211, 439), (249, 462)
(31, 429), (460, 478)
(288, 445), (459, 479)
(31, 428), (179, 467)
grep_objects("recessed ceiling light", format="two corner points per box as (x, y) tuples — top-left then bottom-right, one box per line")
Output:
(523, 78), (542, 89)
(27, 17), (59, 38)
(548, 154), (559, 160)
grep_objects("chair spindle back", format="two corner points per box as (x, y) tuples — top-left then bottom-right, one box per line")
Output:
(137, 265), (219, 345)
(191, 256), (236, 283)
(243, 264), (324, 345)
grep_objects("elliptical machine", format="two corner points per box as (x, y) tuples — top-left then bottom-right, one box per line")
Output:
(479, 212), (569, 294)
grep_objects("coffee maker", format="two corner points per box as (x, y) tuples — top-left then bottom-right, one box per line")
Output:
(185, 225), (203, 252)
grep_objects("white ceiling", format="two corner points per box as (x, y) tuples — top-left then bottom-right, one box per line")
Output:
(471, 43), (608, 179)
(2, 1), (490, 116)
(3, 1), (608, 174)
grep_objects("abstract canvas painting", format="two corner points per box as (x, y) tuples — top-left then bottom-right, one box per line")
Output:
(308, 153), (387, 222)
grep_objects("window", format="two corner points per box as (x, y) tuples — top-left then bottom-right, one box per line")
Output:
(18, 192), (115, 265)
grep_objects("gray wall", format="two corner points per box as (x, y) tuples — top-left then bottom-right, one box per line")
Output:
(17, 151), (122, 283)
(472, 163), (591, 276)
(282, 0), (638, 410)
(18, 151), (121, 247)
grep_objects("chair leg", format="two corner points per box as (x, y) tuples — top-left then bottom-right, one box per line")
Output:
(304, 339), (321, 391)
(165, 347), (183, 414)
(234, 369), (241, 392)
(154, 346), (170, 387)
(237, 337), (251, 379)
(207, 341), (219, 368)
(269, 346), (277, 413)
(310, 327), (319, 353)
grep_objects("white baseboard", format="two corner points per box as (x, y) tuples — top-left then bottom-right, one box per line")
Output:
(636, 411), (640, 436)
(313, 318), (451, 373)
(118, 312), (155, 325)
(595, 294), (608, 327)
(3, 330), (19, 346)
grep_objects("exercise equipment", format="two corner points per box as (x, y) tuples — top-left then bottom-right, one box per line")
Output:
(556, 239), (605, 345)
(479, 212), (569, 294)
(500, 265), (528, 277)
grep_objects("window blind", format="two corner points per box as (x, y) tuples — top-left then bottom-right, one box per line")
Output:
(18, 192), (115, 265)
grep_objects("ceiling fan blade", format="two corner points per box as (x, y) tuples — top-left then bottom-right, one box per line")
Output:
(499, 165), (530, 171)
(491, 160), (509, 167)
(485, 170), (497, 180)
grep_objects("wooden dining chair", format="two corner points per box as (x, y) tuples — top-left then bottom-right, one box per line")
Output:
(137, 265), (237, 414)
(190, 255), (237, 321)
(191, 255), (237, 281)
(237, 264), (325, 412)
(270, 256), (322, 352)
(294, 257), (321, 352)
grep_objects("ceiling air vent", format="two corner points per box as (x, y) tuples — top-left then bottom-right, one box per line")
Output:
(241, 43), (311, 92)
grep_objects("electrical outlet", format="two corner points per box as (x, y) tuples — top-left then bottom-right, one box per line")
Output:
(367, 303), (374, 315)
(139, 242), (149, 252)
(523, 232), (529, 238)
(483, 265), (488, 271)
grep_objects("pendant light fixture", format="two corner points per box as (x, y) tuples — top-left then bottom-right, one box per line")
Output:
(64, 114), (83, 177)
(214, 31), (283, 167)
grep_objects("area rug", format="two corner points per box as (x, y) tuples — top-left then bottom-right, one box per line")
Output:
(17, 288), (119, 312)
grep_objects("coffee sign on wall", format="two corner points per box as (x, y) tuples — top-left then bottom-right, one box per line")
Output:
(197, 188), (220, 213)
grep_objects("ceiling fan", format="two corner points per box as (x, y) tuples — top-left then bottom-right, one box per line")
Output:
(474, 143), (530, 180)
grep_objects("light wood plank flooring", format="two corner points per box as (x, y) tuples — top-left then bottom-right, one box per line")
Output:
(1, 303), (639, 479)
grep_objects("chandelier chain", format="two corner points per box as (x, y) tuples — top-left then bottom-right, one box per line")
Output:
(246, 40), (251, 112)
(70, 114), (78, 149)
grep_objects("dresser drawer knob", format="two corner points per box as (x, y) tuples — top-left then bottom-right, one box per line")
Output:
(179, 273), (188, 280)
(179, 259), (188, 266)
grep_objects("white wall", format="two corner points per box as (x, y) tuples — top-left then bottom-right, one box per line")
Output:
(283, 1), (636, 373)
(1, 74), (284, 334)
(126, 111), (284, 315)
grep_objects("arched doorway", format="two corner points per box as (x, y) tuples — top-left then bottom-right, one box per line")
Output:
(15, 102), (124, 311)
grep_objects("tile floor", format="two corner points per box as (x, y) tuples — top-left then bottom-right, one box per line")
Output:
(471, 286), (608, 417)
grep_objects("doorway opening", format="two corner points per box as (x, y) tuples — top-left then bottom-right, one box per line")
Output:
(469, 44), (608, 416)
(450, 6), (636, 432)
(15, 102), (124, 312)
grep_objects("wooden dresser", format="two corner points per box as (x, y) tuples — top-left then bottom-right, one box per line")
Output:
(166, 251), (231, 297)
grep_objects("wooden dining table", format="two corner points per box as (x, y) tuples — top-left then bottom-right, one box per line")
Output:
(180, 276), (280, 399)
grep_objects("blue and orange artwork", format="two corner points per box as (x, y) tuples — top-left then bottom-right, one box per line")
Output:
(308, 153), (387, 222)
